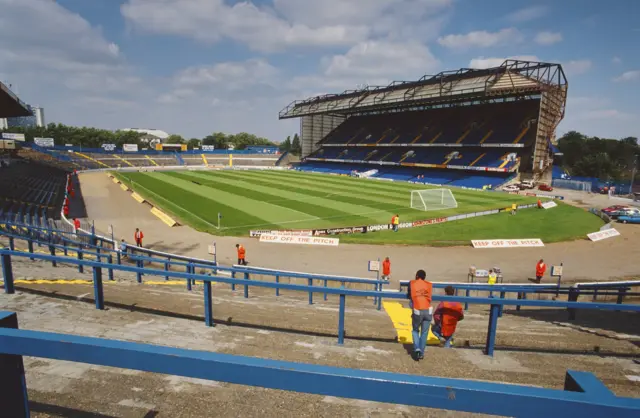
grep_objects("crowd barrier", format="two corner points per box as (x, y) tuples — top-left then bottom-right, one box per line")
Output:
(2, 311), (638, 417)
(3, 249), (640, 358)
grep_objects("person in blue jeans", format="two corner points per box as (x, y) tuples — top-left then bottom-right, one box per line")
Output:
(407, 269), (433, 360)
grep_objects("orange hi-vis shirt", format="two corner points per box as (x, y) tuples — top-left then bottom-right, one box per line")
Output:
(410, 280), (433, 310)
(536, 262), (546, 277)
(440, 301), (464, 337)
(134, 230), (144, 241)
(382, 259), (391, 276)
(237, 245), (246, 259)
(392, 216), (399, 225)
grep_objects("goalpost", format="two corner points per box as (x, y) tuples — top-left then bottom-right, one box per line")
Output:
(410, 189), (458, 211)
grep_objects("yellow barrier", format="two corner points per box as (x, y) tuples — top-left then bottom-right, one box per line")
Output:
(131, 192), (145, 204)
(120, 183), (129, 192)
(151, 207), (177, 227)
(112, 177), (120, 184)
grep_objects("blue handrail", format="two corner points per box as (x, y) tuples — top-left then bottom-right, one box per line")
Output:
(1, 311), (639, 417)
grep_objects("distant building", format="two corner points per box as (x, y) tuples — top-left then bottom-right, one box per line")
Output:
(33, 107), (45, 127)
(0, 104), (38, 129)
(120, 128), (170, 145)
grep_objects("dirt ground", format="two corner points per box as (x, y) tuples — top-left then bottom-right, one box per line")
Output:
(79, 171), (640, 285)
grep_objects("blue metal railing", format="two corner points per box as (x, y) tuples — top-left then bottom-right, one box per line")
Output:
(2, 249), (640, 357)
(1, 311), (639, 417)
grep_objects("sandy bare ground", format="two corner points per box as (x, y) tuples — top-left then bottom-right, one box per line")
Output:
(79, 172), (640, 284)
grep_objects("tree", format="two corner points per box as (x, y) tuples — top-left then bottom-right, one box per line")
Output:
(280, 136), (292, 152)
(202, 132), (228, 149)
(187, 138), (201, 149)
(166, 134), (185, 144)
(291, 133), (301, 155)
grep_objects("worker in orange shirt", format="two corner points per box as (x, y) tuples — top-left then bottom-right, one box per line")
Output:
(407, 269), (432, 360)
(535, 259), (546, 283)
(73, 218), (81, 232)
(431, 286), (464, 348)
(537, 199), (542, 209)
(236, 244), (247, 265)
(381, 257), (391, 281)
(134, 228), (144, 247)
(63, 205), (69, 217)
(391, 214), (400, 232)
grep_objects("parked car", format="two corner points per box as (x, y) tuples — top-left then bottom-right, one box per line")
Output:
(502, 184), (520, 192)
(618, 215), (640, 224)
(609, 208), (640, 219)
(519, 180), (535, 190)
(538, 184), (553, 192)
(601, 205), (629, 215)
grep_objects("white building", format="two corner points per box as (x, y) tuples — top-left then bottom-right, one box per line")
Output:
(33, 107), (45, 127)
(120, 128), (170, 145)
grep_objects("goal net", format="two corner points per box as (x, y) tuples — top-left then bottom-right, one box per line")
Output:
(410, 189), (458, 211)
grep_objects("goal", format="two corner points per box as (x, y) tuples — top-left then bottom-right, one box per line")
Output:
(410, 189), (458, 211)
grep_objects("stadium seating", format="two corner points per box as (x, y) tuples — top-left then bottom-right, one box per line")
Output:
(301, 100), (535, 189)
(0, 158), (67, 221)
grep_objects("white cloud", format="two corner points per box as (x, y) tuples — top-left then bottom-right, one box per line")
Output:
(505, 6), (547, 23)
(534, 31), (562, 45)
(290, 41), (439, 94)
(612, 56), (622, 64)
(613, 70), (640, 82)
(562, 60), (592, 75)
(438, 28), (522, 50)
(469, 56), (539, 69)
(121, 0), (453, 53)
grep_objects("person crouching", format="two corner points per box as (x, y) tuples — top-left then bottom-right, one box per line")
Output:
(431, 286), (464, 348)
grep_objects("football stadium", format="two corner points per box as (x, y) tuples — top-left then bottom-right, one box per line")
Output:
(1, 56), (640, 418)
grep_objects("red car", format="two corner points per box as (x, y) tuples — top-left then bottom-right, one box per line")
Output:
(538, 184), (553, 192)
(602, 205), (629, 215)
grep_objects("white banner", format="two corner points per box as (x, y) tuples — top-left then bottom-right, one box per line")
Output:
(587, 228), (620, 242)
(34, 137), (54, 147)
(259, 234), (339, 246)
(101, 143), (116, 152)
(250, 229), (312, 237)
(472, 239), (544, 248)
(123, 144), (139, 152)
(202, 145), (215, 151)
(2, 133), (25, 141)
(542, 201), (558, 209)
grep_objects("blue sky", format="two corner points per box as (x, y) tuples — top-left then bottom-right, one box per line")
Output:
(0, 0), (638, 142)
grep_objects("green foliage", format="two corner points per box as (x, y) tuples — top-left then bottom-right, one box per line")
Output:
(280, 136), (292, 152)
(201, 131), (275, 150)
(557, 131), (639, 181)
(166, 134), (185, 144)
(187, 138), (201, 149)
(291, 133), (301, 155)
(0, 123), (146, 148)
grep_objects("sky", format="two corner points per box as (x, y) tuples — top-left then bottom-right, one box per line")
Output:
(0, 0), (638, 142)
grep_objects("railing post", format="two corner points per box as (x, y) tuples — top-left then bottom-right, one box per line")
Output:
(484, 304), (500, 356)
(568, 287), (579, 320)
(1, 253), (15, 294)
(323, 279), (328, 301)
(107, 255), (114, 281)
(164, 262), (169, 280)
(308, 278), (313, 305)
(116, 249), (121, 265)
(516, 292), (522, 311)
(8, 236), (14, 251)
(464, 289), (470, 311)
(63, 241), (68, 256)
(244, 272), (249, 298)
(77, 248), (84, 273)
(275, 275), (280, 296)
(92, 266), (104, 310)
(27, 239), (34, 260)
(377, 283), (382, 311)
(48, 245), (56, 267)
(498, 291), (506, 317)
(338, 287), (346, 345)
(231, 271), (236, 291)
(187, 265), (193, 291)
(204, 280), (214, 327)
(616, 288), (627, 305)
(136, 259), (143, 283)
(0, 312), (30, 417)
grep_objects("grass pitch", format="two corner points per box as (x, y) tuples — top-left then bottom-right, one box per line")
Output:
(114, 170), (603, 245)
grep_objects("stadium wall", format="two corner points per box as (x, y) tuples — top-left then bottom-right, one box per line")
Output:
(301, 114), (346, 158)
